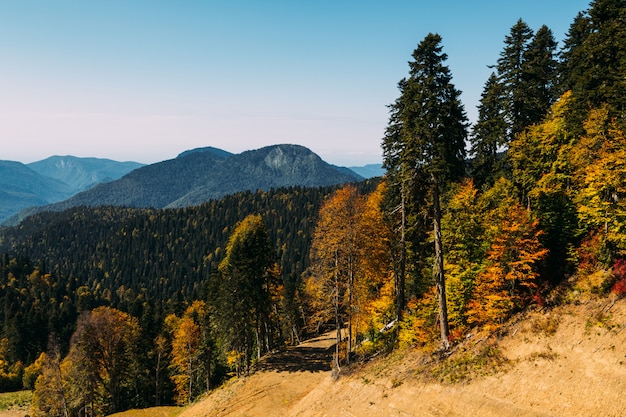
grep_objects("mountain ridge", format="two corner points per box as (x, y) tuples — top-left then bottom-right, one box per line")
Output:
(27, 155), (145, 192)
(3, 144), (364, 225)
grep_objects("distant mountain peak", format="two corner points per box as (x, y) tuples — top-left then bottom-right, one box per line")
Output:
(177, 146), (233, 160)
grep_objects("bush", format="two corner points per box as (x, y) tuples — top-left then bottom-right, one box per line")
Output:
(611, 259), (626, 298)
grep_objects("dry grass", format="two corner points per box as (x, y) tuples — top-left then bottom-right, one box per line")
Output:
(0, 391), (31, 412)
(107, 406), (184, 417)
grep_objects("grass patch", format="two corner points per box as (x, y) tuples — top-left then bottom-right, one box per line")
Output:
(585, 310), (618, 332)
(527, 349), (559, 361)
(531, 315), (561, 336)
(107, 406), (184, 417)
(430, 343), (510, 384)
(0, 390), (32, 411)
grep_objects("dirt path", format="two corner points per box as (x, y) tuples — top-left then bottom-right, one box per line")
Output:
(180, 333), (337, 417)
(181, 298), (626, 417)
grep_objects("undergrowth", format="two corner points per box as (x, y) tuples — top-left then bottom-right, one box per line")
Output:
(429, 342), (511, 384)
(0, 390), (32, 411)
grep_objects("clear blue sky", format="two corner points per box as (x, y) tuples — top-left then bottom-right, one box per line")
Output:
(0, 0), (591, 166)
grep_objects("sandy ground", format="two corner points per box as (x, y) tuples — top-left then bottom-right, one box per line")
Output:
(0, 412), (24, 417)
(181, 333), (338, 417)
(180, 296), (626, 417)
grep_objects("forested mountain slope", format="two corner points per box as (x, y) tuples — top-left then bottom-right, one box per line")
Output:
(0, 181), (379, 364)
(6, 144), (362, 225)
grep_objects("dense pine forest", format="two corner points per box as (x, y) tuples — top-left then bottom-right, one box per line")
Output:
(0, 1), (625, 416)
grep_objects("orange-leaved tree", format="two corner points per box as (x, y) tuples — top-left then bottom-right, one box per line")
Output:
(306, 184), (365, 367)
(467, 179), (548, 330)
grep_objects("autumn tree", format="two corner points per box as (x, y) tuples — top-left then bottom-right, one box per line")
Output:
(307, 185), (365, 366)
(306, 183), (394, 363)
(442, 180), (487, 332)
(354, 182), (395, 344)
(508, 91), (579, 281)
(59, 307), (141, 416)
(467, 179), (548, 329)
(31, 337), (68, 417)
(167, 300), (216, 405)
(572, 107), (626, 258)
(383, 33), (468, 349)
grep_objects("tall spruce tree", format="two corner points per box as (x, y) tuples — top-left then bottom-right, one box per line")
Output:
(383, 33), (468, 349)
(470, 72), (508, 187)
(523, 25), (559, 125)
(212, 214), (278, 375)
(497, 19), (534, 140)
(559, 0), (626, 130)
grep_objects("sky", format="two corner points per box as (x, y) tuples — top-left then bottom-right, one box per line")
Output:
(0, 1), (592, 167)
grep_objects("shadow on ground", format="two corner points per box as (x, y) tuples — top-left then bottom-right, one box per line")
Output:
(257, 335), (336, 373)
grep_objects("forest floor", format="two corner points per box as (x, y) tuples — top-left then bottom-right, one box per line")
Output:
(178, 294), (626, 417)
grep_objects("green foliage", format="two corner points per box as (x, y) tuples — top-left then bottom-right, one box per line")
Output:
(559, 0), (626, 131)
(213, 214), (279, 375)
(470, 72), (508, 187)
(383, 32), (469, 349)
(496, 19), (535, 139)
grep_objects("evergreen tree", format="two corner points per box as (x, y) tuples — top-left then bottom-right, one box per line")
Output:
(558, 12), (591, 96)
(470, 72), (508, 187)
(496, 19), (534, 140)
(559, 0), (626, 130)
(212, 214), (279, 375)
(383, 33), (468, 349)
(523, 25), (559, 125)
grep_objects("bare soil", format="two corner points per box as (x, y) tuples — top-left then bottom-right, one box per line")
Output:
(180, 296), (626, 417)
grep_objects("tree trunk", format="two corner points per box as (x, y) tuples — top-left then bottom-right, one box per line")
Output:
(334, 250), (342, 372)
(432, 173), (450, 350)
(346, 255), (353, 365)
(396, 184), (407, 320)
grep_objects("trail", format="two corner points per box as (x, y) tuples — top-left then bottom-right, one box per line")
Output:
(180, 298), (626, 417)
(180, 333), (337, 417)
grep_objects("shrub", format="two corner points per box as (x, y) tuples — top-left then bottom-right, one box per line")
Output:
(611, 259), (626, 298)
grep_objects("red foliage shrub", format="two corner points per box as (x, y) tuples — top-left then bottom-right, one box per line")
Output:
(611, 259), (626, 297)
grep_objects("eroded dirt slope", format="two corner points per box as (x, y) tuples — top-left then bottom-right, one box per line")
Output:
(182, 297), (626, 417)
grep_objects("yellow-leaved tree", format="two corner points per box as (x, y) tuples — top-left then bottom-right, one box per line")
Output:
(306, 183), (394, 365)
(572, 107), (626, 257)
(166, 300), (215, 405)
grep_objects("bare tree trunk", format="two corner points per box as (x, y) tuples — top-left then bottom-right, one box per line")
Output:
(346, 255), (353, 365)
(397, 184), (407, 320)
(334, 250), (342, 373)
(432, 173), (450, 350)
(49, 336), (69, 417)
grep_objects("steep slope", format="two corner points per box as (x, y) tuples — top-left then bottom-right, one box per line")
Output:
(27, 156), (144, 192)
(8, 145), (362, 223)
(179, 297), (626, 417)
(0, 161), (74, 223)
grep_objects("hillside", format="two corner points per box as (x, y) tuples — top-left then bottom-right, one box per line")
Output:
(6, 144), (362, 225)
(0, 161), (74, 224)
(27, 156), (144, 193)
(0, 156), (142, 224)
(176, 295), (626, 417)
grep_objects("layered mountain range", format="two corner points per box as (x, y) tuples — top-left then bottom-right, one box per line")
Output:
(2, 144), (380, 225)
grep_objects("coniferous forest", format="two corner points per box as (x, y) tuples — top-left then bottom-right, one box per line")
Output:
(1, 1), (625, 415)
